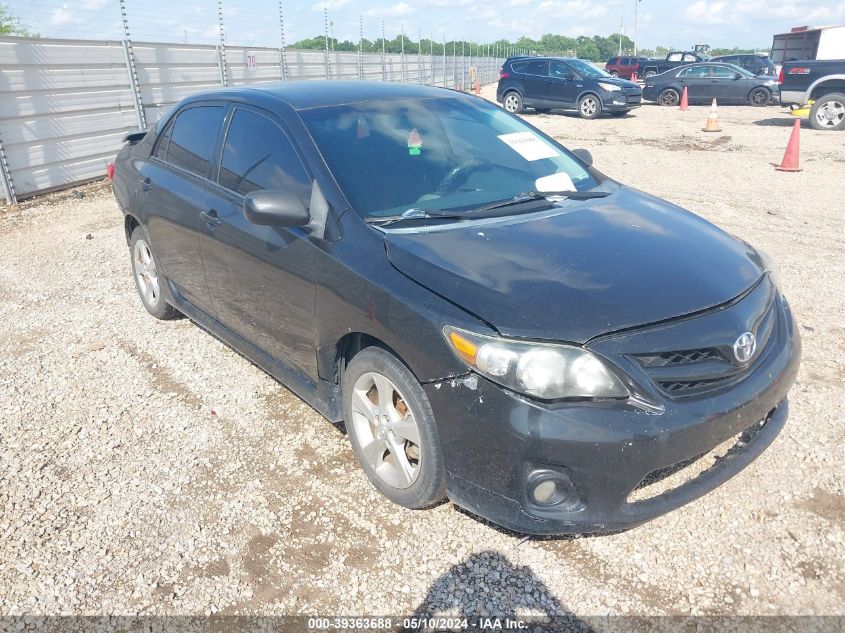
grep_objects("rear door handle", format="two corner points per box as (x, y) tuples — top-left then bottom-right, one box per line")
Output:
(201, 209), (222, 229)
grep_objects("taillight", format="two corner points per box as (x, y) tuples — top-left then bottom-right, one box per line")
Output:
(499, 69), (509, 79)
(788, 67), (811, 75)
(778, 67), (784, 84)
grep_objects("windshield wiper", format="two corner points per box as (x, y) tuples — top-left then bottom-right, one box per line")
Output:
(462, 189), (612, 218)
(365, 208), (467, 227)
(365, 190), (612, 227)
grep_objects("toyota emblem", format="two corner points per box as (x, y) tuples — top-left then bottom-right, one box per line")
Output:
(733, 332), (757, 364)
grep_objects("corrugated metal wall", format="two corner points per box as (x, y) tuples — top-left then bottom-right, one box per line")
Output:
(0, 35), (502, 202)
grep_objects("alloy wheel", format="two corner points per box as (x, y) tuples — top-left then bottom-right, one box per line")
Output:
(349, 372), (422, 489)
(660, 89), (679, 107)
(750, 89), (769, 106)
(580, 97), (598, 117)
(815, 99), (845, 129)
(504, 93), (520, 113)
(133, 239), (160, 307)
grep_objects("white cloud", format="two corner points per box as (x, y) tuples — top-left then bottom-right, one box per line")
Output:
(313, 0), (352, 10)
(365, 3), (416, 17)
(683, 1), (727, 25)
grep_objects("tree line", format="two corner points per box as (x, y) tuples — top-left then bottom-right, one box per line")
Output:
(293, 33), (761, 61)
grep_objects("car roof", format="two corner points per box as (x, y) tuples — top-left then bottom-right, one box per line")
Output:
(179, 80), (457, 111)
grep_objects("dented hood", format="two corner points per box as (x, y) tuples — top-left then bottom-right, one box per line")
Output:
(384, 187), (764, 343)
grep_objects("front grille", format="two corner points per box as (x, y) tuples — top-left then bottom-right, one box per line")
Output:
(630, 300), (777, 398)
(637, 348), (724, 368)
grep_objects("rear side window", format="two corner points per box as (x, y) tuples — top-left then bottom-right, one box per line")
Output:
(524, 60), (548, 76)
(153, 123), (173, 160)
(511, 61), (526, 73)
(166, 106), (225, 178)
(218, 109), (311, 201)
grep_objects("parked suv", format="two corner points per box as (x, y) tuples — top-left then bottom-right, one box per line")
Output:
(606, 56), (651, 79)
(497, 56), (642, 119)
(711, 54), (776, 76)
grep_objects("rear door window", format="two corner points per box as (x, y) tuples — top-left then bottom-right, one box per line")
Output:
(165, 105), (225, 178)
(218, 109), (311, 202)
(524, 60), (549, 76)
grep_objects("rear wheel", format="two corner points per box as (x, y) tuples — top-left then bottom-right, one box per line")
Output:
(129, 226), (179, 320)
(578, 94), (601, 119)
(809, 93), (845, 131)
(659, 88), (680, 107)
(503, 91), (523, 114)
(342, 347), (446, 509)
(748, 87), (771, 107)
(610, 71), (620, 77)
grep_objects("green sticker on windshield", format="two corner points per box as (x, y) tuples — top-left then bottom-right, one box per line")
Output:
(408, 128), (422, 156)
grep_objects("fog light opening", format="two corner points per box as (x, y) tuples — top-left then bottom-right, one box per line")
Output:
(527, 468), (581, 510)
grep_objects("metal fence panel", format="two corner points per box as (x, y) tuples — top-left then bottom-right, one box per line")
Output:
(0, 36), (136, 199)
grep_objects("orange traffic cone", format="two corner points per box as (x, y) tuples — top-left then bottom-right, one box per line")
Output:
(776, 119), (802, 172)
(702, 98), (721, 132)
(630, 71), (638, 83)
(474, 79), (481, 95)
(679, 86), (689, 111)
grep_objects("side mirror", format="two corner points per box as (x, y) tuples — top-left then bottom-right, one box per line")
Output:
(572, 148), (593, 167)
(243, 189), (310, 227)
(733, 73), (743, 80)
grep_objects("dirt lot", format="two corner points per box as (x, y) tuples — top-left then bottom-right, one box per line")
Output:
(1, 90), (843, 620)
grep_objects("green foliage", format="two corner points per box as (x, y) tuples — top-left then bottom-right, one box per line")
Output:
(0, 4), (37, 37)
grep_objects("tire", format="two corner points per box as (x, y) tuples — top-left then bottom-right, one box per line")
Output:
(659, 88), (680, 107)
(644, 70), (657, 79)
(748, 87), (771, 107)
(808, 92), (845, 131)
(577, 94), (602, 119)
(342, 347), (446, 509)
(610, 71), (620, 77)
(129, 226), (179, 320)
(503, 91), (523, 114)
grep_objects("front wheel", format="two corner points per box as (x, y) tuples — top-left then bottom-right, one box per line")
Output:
(503, 91), (523, 114)
(129, 226), (179, 320)
(578, 94), (601, 119)
(659, 88), (680, 107)
(809, 93), (845, 131)
(748, 87), (771, 107)
(610, 71), (620, 77)
(342, 347), (446, 509)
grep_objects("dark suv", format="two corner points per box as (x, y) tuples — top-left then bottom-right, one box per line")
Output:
(711, 54), (776, 76)
(606, 56), (651, 79)
(497, 56), (642, 119)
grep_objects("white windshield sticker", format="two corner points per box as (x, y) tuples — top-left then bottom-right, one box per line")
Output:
(498, 132), (560, 161)
(535, 172), (575, 192)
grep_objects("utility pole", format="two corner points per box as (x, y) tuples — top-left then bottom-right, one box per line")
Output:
(619, 17), (623, 55)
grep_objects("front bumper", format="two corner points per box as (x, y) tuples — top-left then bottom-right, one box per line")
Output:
(425, 295), (800, 535)
(603, 91), (642, 111)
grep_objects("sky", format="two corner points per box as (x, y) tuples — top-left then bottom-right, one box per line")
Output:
(9, 0), (845, 50)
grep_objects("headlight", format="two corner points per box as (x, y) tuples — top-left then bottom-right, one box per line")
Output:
(444, 326), (629, 400)
(598, 82), (622, 92)
(757, 248), (782, 289)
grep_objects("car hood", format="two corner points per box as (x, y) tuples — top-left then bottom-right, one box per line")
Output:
(383, 187), (764, 343)
(600, 76), (640, 90)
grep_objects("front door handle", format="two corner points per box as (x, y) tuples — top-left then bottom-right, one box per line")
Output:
(201, 209), (222, 229)
(141, 177), (152, 192)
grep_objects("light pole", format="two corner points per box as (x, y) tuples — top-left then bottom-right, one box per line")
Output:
(634, 0), (640, 57)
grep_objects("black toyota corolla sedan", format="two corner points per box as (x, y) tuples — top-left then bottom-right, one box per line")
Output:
(112, 81), (800, 535)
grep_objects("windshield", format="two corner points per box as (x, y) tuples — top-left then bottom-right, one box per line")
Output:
(300, 97), (602, 220)
(568, 59), (611, 78)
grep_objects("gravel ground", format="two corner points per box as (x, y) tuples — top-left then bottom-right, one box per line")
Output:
(1, 91), (843, 620)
